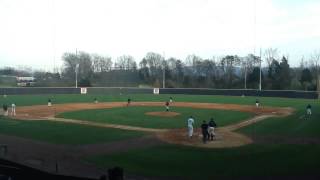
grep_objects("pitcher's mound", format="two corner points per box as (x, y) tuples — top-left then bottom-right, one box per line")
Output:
(145, 111), (180, 117)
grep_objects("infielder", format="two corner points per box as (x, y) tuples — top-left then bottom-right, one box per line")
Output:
(169, 97), (173, 103)
(48, 98), (52, 106)
(11, 103), (16, 116)
(2, 104), (8, 116)
(306, 104), (312, 116)
(255, 99), (260, 107)
(187, 116), (195, 138)
(94, 97), (98, 104)
(127, 98), (131, 106)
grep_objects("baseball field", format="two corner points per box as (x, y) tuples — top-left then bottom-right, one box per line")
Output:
(0, 94), (319, 179)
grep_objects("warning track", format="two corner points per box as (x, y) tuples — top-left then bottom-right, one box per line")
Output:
(13, 102), (294, 148)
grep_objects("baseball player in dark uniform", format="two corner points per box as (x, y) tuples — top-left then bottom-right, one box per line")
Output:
(127, 98), (131, 106)
(165, 101), (170, 112)
(2, 104), (8, 116)
(208, 118), (217, 140)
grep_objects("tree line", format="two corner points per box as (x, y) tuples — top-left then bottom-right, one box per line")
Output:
(0, 48), (319, 91)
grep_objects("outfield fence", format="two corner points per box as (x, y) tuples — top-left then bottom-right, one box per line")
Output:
(0, 87), (318, 99)
(0, 87), (80, 95)
(159, 88), (319, 99)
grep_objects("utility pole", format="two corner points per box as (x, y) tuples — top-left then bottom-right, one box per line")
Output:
(75, 49), (79, 88)
(162, 52), (165, 89)
(244, 58), (247, 89)
(259, 48), (262, 91)
(75, 64), (79, 88)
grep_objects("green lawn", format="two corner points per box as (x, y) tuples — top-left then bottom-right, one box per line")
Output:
(0, 93), (316, 107)
(58, 106), (253, 129)
(1, 94), (320, 179)
(238, 102), (320, 138)
(87, 144), (320, 180)
(0, 116), (145, 145)
(1, 94), (318, 135)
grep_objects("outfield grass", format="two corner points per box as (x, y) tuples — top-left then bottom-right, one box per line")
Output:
(0, 93), (316, 107)
(0, 116), (145, 145)
(239, 112), (320, 138)
(87, 144), (320, 179)
(58, 106), (253, 129)
(238, 100), (320, 138)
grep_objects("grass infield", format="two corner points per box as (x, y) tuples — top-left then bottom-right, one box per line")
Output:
(58, 106), (253, 129)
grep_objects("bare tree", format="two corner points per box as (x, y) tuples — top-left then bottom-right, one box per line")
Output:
(167, 57), (177, 71)
(299, 56), (306, 69)
(92, 54), (112, 72)
(165, 58), (184, 85)
(185, 54), (202, 75)
(139, 52), (164, 80)
(220, 55), (241, 88)
(310, 50), (320, 68)
(185, 54), (202, 67)
(310, 50), (320, 91)
(242, 54), (261, 74)
(264, 48), (279, 67)
(62, 51), (93, 80)
(144, 52), (163, 69)
(115, 55), (136, 70)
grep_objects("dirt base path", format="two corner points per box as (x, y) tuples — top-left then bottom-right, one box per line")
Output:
(13, 102), (294, 148)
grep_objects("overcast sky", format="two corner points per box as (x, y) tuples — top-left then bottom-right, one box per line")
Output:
(0, 0), (320, 71)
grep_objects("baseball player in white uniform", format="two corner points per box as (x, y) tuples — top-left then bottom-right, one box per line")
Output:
(187, 116), (195, 138)
(11, 103), (16, 116)
(255, 99), (260, 107)
(306, 104), (312, 116)
(48, 98), (52, 106)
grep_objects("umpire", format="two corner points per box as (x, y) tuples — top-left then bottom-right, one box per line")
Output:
(201, 120), (209, 144)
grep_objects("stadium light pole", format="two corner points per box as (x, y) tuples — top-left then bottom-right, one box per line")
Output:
(75, 49), (79, 88)
(162, 66), (165, 88)
(162, 52), (165, 89)
(259, 48), (262, 91)
(244, 58), (247, 89)
(75, 64), (79, 88)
